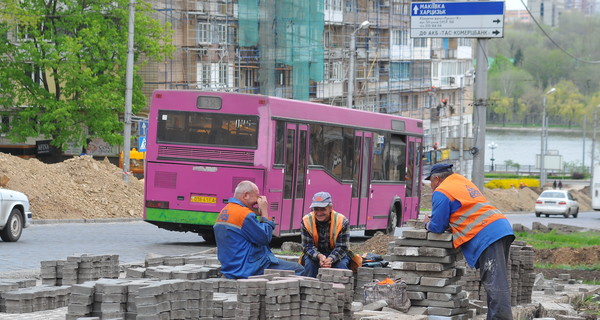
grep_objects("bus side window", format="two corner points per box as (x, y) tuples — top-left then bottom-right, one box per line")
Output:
(275, 121), (285, 164)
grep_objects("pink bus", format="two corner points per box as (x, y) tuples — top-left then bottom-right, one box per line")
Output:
(144, 90), (423, 241)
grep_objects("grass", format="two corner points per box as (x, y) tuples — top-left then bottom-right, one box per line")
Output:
(516, 230), (600, 249)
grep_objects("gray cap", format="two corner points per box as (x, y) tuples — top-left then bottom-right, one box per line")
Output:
(309, 192), (332, 208)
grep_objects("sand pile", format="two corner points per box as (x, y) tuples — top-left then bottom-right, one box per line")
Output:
(0, 153), (143, 220)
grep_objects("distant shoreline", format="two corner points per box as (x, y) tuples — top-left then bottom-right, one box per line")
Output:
(487, 126), (584, 134)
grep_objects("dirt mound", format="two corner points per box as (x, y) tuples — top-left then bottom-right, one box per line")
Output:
(420, 183), (592, 213)
(535, 246), (600, 266)
(350, 233), (395, 256)
(0, 153), (143, 220)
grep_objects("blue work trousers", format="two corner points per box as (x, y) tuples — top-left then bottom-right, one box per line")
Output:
(479, 235), (515, 320)
(265, 259), (304, 276)
(301, 253), (350, 278)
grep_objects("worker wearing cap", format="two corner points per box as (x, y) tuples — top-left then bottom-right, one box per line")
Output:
(424, 163), (515, 320)
(300, 191), (361, 277)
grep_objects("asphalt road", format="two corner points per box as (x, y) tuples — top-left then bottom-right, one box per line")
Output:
(0, 220), (211, 273)
(3, 211), (600, 274)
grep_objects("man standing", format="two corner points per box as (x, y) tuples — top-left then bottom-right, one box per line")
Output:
(214, 180), (304, 279)
(424, 163), (514, 320)
(300, 192), (360, 277)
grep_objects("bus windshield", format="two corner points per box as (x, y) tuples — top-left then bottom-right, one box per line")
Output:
(157, 110), (259, 148)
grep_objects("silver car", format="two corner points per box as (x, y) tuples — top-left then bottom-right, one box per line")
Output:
(535, 190), (579, 218)
(0, 189), (32, 242)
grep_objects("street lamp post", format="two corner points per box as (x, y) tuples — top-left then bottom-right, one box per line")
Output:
(347, 20), (370, 109)
(488, 142), (498, 171)
(591, 105), (600, 196)
(540, 87), (556, 189)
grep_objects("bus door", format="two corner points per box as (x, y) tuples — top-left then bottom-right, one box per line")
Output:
(404, 136), (422, 220)
(281, 123), (309, 232)
(349, 131), (372, 227)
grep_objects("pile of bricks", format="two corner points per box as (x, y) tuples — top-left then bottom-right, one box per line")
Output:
(383, 229), (471, 319)
(509, 240), (535, 305)
(0, 285), (70, 313)
(67, 278), (157, 320)
(60, 268), (356, 320)
(318, 268), (354, 318)
(128, 264), (220, 280)
(144, 253), (220, 267)
(458, 239), (535, 306)
(40, 254), (119, 285)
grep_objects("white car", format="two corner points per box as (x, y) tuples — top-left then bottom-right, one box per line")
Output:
(535, 190), (579, 218)
(0, 189), (32, 242)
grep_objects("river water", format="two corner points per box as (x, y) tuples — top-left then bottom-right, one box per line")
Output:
(485, 128), (597, 170)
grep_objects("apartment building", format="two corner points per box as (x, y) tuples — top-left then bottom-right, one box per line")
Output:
(140, 0), (475, 172)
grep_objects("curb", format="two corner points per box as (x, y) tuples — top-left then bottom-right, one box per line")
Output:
(31, 218), (142, 225)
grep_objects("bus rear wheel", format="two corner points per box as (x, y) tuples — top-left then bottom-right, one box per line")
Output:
(199, 231), (215, 243)
(385, 206), (398, 235)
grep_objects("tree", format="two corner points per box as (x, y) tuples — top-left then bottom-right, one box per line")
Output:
(489, 91), (512, 125)
(546, 81), (585, 128)
(0, 0), (174, 151)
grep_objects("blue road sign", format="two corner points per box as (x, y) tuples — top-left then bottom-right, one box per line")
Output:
(138, 136), (147, 152)
(139, 120), (149, 136)
(411, 1), (505, 38)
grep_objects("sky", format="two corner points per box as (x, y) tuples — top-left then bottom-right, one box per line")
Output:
(506, 0), (527, 10)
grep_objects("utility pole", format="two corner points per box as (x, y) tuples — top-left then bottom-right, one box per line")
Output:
(591, 106), (599, 196)
(123, 0), (135, 184)
(459, 77), (464, 176)
(471, 39), (488, 190)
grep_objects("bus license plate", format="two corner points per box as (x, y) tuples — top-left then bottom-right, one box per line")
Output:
(191, 196), (217, 204)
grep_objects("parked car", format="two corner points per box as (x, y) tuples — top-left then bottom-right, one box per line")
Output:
(535, 190), (579, 218)
(0, 189), (32, 242)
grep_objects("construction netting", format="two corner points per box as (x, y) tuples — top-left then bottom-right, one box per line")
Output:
(239, 0), (324, 101)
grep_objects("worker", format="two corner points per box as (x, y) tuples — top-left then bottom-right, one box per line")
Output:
(214, 180), (304, 279)
(424, 163), (515, 320)
(300, 191), (362, 277)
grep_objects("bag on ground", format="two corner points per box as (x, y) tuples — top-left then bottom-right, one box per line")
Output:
(363, 277), (411, 312)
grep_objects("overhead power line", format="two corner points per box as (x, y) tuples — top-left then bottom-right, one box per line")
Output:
(520, 0), (600, 64)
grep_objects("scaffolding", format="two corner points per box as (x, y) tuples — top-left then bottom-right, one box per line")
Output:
(139, 0), (476, 153)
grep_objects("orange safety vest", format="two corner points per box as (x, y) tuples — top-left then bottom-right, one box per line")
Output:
(435, 173), (506, 248)
(300, 211), (363, 272)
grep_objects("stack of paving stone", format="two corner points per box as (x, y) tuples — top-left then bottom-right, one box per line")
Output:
(135, 279), (216, 320)
(145, 252), (220, 268)
(93, 278), (133, 319)
(40, 254), (119, 285)
(298, 277), (337, 319)
(0, 285), (70, 313)
(213, 292), (238, 319)
(137, 264), (220, 280)
(509, 240), (535, 305)
(385, 228), (471, 319)
(236, 278), (268, 320)
(317, 268), (354, 319)
(457, 239), (535, 306)
(265, 278), (301, 319)
(0, 279), (37, 312)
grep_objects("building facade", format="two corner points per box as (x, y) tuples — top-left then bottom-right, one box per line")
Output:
(140, 0), (476, 174)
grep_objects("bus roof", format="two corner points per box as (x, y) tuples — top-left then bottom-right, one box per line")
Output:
(152, 90), (423, 135)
